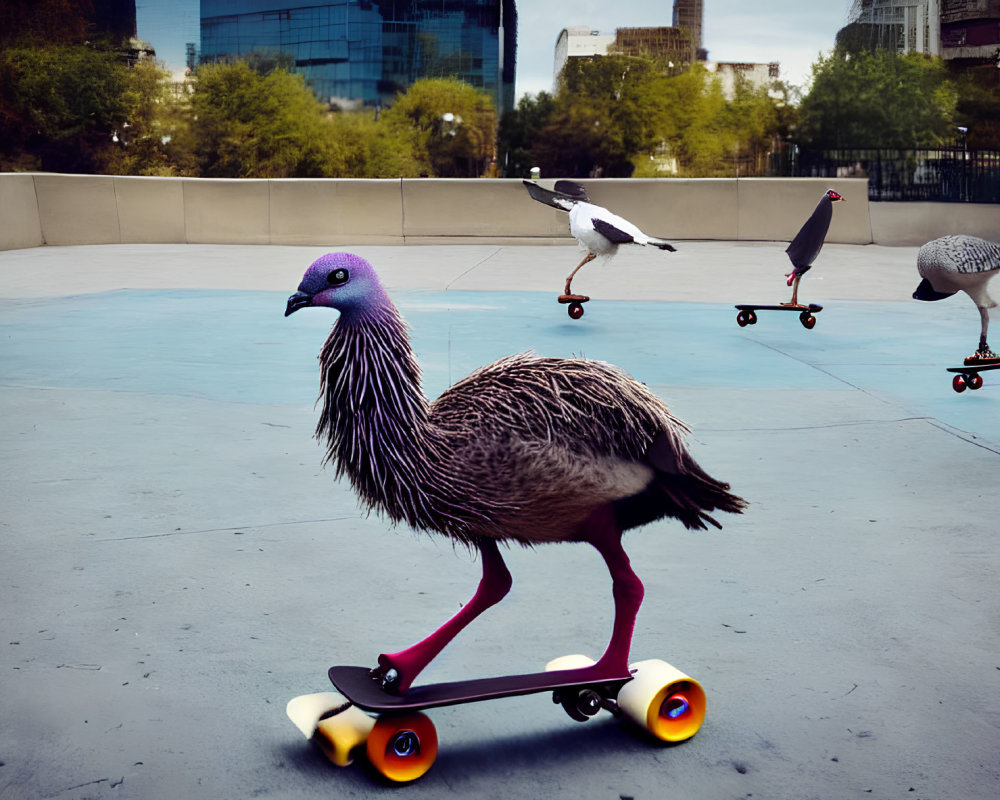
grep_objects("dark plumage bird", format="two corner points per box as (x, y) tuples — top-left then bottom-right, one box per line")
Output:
(913, 234), (1000, 364)
(783, 189), (845, 305)
(524, 180), (677, 298)
(285, 253), (745, 694)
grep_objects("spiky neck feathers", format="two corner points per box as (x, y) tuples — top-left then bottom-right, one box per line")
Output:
(316, 297), (429, 511)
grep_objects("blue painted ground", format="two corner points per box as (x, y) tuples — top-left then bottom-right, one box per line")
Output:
(3, 281), (999, 800)
(2, 288), (996, 447)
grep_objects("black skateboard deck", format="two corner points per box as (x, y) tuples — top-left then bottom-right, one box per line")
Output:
(328, 664), (630, 713)
(735, 303), (822, 329)
(557, 293), (590, 319)
(945, 361), (1000, 392)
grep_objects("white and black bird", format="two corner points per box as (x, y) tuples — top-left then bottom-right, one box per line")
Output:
(524, 180), (677, 299)
(913, 234), (1000, 364)
(783, 188), (845, 305)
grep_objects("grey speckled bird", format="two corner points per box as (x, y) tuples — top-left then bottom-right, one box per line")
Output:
(914, 235), (1000, 364)
(286, 252), (746, 694)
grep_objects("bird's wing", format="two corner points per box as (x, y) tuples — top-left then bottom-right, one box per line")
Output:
(522, 180), (577, 212)
(785, 195), (833, 268)
(592, 216), (638, 245)
(432, 353), (688, 465)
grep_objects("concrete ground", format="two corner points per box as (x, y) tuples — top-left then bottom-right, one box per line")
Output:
(1, 241), (997, 800)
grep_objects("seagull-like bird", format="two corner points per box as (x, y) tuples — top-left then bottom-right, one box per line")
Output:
(524, 180), (677, 300)
(286, 252), (745, 694)
(913, 234), (1000, 364)
(783, 189), (845, 306)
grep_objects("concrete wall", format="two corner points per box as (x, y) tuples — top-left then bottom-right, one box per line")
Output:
(1, 173), (996, 251)
(869, 201), (1000, 245)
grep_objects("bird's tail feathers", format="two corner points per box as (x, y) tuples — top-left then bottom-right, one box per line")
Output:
(650, 238), (677, 252)
(654, 460), (747, 531)
(614, 434), (747, 532)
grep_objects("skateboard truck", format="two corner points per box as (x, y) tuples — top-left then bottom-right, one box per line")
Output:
(558, 293), (590, 320)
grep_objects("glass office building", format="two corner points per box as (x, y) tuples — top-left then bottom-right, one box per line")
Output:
(200, 1), (516, 114)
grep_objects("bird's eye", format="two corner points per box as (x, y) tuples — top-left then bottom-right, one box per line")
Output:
(327, 268), (349, 286)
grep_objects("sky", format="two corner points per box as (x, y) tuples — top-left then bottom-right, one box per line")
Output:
(136, 0), (853, 95)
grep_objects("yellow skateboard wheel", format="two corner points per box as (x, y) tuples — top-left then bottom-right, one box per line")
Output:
(286, 692), (375, 767)
(617, 659), (706, 742)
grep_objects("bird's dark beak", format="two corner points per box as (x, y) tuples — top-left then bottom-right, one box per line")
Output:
(912, 278), (956, 302)
(285, 291), (312, 316)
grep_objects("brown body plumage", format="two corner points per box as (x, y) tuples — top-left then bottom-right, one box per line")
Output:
(287, 252), (746, 692)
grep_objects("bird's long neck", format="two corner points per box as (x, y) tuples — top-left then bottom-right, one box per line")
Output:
(315, 301), (434, 526)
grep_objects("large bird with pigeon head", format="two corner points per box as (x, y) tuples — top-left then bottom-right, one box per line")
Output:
(286, 252), (746, 694)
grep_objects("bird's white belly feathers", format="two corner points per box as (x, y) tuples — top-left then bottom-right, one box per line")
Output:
(569, 202), (645, 256)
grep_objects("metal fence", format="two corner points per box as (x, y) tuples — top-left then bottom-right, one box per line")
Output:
(772, 147), (1000, 203)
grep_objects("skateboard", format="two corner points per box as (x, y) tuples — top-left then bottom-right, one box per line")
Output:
(735, 303), (823, 329)
(946, 361), (1000, 393)
(287, 654), (706, 783)
(558, 293), (590, 319)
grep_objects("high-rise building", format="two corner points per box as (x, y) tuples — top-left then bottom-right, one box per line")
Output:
(200, 1), (517, 114)
(672, 0), (704, 58)
(939, 0), (1000, 70)
(842, 1), (1000, 75)
(844, 0), (940, 54)
(92, 0), (137, 43)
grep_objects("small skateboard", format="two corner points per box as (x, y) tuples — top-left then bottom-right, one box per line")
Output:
(287, 654), (705, 783)
(558, 293), (590, 319)
(735, 303), (823, 329)
(946, 361), (1000, 393)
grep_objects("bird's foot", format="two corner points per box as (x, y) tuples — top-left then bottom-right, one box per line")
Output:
(369, 652), (423, 695)
(965, 348), (1000, 365)
(558, 293), (590, 303)
(547, 655), (633, 686)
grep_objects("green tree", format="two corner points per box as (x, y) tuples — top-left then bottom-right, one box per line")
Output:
(532, 54), (671, 177)
(189, 62), (338, 178)
(953, 73), (1000, 150)
(518, 55), (786, 179)
(725, 72), (782, 176)
(105, 60), (189, 176)
(324, 111), (424, 178)
(0, 43), (131, 172)
(380, 78), (497, 177)
(796, 49), (957, 148)
(0, 0), (93, 48)
(497, 90), (556, 177)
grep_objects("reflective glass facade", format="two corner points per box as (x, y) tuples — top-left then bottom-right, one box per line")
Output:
(200, 1), (516, 113)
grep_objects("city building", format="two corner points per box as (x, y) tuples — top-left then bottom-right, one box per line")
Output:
(706, 61), (781, 98)
(672, 0), (705, 59)
(92, 0), (138, 43)
(200, 1), (517, 114)
(939, 0), (1000, 74)
(554, 25), (697, 84)
(615, 26), (696, 66)
(844, 0), (941, 53)
(553, 25), (778, 100)
(553, 26), (616, 81)
(842, 0), (1000, 73)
